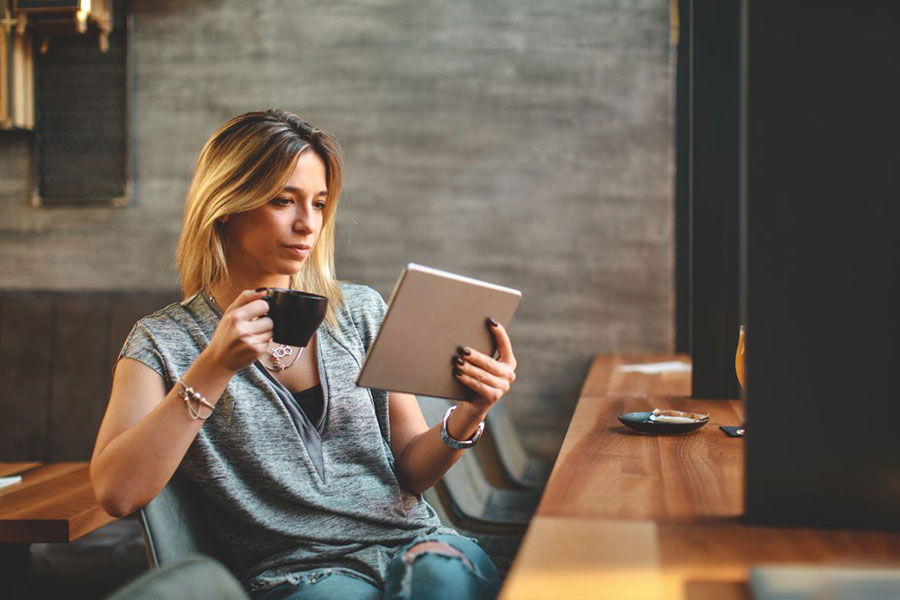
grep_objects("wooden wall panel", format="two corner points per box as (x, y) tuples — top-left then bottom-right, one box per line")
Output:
(0, 290), (181, 462)
(106, 291), (180, 379)
(49, 294), (112, 460)
(0, 293), (54, 460)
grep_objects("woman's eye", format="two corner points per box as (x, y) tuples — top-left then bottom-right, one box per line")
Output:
(271, 197), (293, 206)
(314, 201), (327, 210)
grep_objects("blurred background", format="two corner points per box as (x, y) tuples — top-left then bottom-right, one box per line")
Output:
(0, 0), (674, 459)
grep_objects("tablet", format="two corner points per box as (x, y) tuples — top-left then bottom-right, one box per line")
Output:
(356, 264), (522, 401)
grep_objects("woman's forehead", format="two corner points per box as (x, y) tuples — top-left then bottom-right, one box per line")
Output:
(282, 150), (327, 193)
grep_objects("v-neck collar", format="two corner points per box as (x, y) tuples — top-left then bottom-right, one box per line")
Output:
(197, 292), (329, 481)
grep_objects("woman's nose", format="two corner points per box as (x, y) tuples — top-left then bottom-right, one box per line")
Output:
(292, 205), (313, 232)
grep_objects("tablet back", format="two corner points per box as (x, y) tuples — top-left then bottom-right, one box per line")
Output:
(356, 264), (522, 401)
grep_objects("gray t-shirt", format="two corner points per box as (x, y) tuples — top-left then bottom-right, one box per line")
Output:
(118, 282), (462, 592)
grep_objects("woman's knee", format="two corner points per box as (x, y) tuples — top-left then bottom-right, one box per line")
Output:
(386, 538), (500, 600)
(404, 541), (474, 570)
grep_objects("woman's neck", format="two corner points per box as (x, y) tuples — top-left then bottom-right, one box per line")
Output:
(208, 274), (291, 311)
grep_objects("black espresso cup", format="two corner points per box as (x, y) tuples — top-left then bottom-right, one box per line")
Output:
(261, 288), (328, 347)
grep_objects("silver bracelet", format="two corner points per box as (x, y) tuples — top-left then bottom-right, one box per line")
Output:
(439, 405), (485, 449)
(175, 377), (215, 420)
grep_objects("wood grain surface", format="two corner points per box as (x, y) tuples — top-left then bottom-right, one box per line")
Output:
(50, 294), (113, 461)
(0, 463), (41, 478)
(0, 462), (115, 543)
(540, 354), (743, 522)
(502, 515), (900, 600)
(499, 354), (900, 600)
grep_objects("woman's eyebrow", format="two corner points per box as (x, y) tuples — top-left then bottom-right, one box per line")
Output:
(282, 186), (327, 196)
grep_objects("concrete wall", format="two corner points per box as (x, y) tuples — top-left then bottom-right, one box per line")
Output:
(0, 0), (673, 456)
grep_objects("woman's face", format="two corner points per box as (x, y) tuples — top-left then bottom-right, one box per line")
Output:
(222, 149), (328, 280)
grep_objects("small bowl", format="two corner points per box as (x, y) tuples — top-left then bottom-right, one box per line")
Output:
(618, 411), (709, 435)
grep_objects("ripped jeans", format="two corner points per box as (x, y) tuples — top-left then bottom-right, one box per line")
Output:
(249, 534), (500, 600)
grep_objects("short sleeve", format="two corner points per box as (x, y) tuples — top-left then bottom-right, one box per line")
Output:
(117, 321), (170, 383)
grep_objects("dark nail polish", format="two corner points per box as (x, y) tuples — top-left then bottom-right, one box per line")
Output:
(255, 287), (267, 292)
(453, 367), (462, 376)
(487, 318), (499, 328)
(457, 346), (471, 356)
(453, 356), (464, 366)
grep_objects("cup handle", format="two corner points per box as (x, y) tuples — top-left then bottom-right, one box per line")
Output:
(257, 288), (273, 310)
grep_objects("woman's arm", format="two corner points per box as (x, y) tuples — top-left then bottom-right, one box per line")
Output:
(390, 394), (490, 495)
(90, 289), (272, 517)
(391, 320), (517, 494)
(90, 354), (233, 517)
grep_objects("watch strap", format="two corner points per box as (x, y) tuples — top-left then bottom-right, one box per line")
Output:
(440, 405), (485, 449)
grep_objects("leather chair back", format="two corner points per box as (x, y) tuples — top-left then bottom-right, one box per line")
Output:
(139, 472), (225, 569)
(105, 554), (249, 600)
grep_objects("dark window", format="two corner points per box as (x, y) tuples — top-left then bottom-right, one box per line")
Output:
(33, 0), (130, 207)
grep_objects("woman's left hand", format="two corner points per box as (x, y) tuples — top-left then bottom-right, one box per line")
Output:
(452, 318), (517, 411)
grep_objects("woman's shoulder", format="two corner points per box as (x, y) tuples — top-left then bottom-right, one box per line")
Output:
(336, 282), (388, 344)
(339, 281), (386, 312)
(137, 297), (191, 323)
(128, 295), (203, 341)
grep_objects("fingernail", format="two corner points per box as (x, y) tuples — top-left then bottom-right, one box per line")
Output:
(487, 318), (498, 328)
(453, 367), (462, 376)
(457, 346), (471, 356)
(453, 356), (464, 366)
(255, 287), (267, 292)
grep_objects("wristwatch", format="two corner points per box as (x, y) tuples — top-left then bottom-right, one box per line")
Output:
(440, 405), (485, 449)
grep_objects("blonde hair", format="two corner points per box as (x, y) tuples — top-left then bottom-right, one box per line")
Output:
(176, 109), (345, 328)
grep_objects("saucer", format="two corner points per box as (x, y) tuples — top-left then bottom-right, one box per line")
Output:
(618, 411), (709, 435)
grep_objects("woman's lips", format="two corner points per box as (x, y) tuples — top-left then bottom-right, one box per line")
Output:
(284, 245), (310, 258)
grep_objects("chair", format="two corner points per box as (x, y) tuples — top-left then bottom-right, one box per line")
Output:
(417, 396), (541, 534)
(139, 472), (226, 569)
(105, 554), (249, 600)
(485, 402), (554, 490)
(26, 516), (147, 598)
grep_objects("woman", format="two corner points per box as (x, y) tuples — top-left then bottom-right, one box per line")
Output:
(90, 109), (517, 600)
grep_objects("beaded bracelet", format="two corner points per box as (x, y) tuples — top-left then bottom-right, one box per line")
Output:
(175, 377), (215, 420)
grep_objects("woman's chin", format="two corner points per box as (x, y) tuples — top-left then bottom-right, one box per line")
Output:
(279, 259), (307, 274)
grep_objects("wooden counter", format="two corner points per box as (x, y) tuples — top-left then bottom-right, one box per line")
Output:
(0, 462), (115, 543)
(499, 354), (900, 600)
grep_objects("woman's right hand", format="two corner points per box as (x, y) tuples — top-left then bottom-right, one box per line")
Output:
(203, 289), (273, 373)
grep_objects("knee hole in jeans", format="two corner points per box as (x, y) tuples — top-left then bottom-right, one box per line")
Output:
(403, 541), (474, 572)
